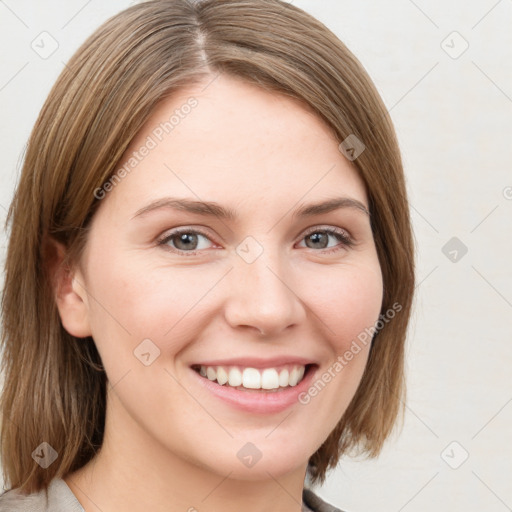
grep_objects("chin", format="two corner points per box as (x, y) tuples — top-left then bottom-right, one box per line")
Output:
(201, 444), (311, 481)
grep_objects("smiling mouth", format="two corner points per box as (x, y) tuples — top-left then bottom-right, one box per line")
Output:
(190, 363), (316, 392)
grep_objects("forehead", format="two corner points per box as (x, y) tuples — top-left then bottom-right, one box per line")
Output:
(101, 74), (368, 217)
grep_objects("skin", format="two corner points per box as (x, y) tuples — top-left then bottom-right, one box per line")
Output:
(54, 73), (383, 512)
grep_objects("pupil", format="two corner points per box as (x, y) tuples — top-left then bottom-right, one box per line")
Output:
(308, 232), (327, 248)
(173, 232), (329, 251)
(176, 233), (197, 250)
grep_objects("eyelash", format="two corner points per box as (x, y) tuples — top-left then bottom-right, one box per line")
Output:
(157, 226), (354, 256)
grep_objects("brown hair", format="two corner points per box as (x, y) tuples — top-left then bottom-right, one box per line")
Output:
(0, 0), (414, 495)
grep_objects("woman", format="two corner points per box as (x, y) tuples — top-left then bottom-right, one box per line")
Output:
(0, 0), (415, 510)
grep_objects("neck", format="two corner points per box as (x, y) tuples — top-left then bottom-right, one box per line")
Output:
(64, 391), (309, 512)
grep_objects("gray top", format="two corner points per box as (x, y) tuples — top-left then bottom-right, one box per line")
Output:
(0, 478), (343, 511)
(0, 478), (83, 512)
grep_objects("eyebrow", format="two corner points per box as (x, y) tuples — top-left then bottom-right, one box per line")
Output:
(131, 196), (370, 221)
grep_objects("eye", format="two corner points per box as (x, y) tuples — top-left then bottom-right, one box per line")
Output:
(297, 226), (354, 254)
(157, 228), (214, 255)
(157, 226), (354, 256)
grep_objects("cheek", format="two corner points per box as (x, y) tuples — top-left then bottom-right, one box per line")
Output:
(83, 251), (217, 370)
(86, 247), (382, 350)
(291, 261), (383, 446)
(303, 261), (383, 352)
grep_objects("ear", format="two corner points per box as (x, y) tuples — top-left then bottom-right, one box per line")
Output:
(45, 236), (92, 338)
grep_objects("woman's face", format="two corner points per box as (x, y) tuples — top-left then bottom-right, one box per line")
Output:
(62, 74), (383, 480)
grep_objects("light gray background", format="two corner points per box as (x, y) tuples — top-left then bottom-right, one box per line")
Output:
(1, 1), (511, 511)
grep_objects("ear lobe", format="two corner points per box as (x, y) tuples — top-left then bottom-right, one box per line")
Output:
(45, 236), (92, 338)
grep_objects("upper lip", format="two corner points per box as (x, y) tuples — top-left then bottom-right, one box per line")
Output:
(191, 356), (317, 369)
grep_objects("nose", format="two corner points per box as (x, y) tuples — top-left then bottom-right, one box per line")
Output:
(223, 243), (306, 337)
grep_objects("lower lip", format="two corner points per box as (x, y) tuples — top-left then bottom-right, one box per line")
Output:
(191, 365), (317, 414)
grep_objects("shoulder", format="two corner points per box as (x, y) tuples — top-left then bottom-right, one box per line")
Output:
(303, 487), (346, 512)
(0, 478), (84, 512)
(0, 486), (48, 511)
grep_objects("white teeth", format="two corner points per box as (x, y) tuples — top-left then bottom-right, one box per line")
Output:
(228, 367), (242, 387)
(242, 368), (261, 389)
(216, 366), (228, 385)
(196, 364), (308, 390)
(278, 369), (289, 387)
(261, 369), (279, 389)
(288, 368), (299, 386)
